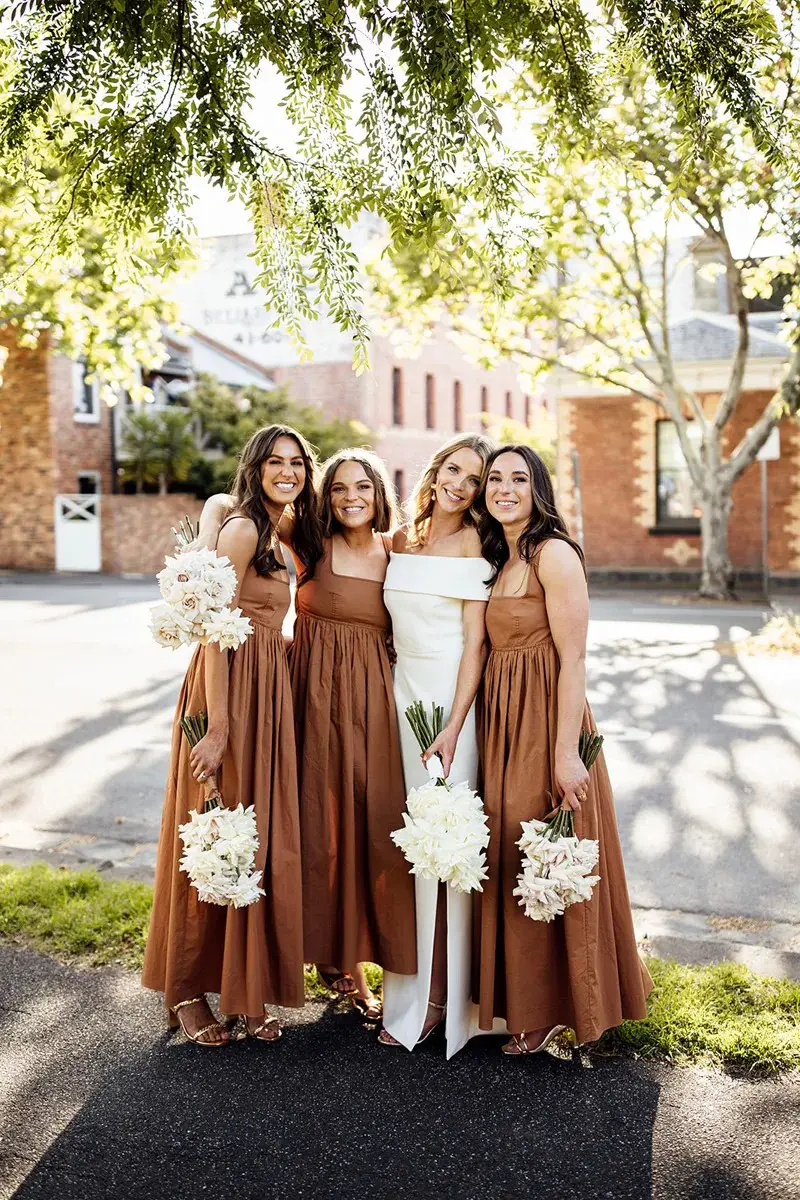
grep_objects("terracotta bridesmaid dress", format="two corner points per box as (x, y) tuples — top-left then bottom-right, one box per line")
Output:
(288, 536), (416, 975)
(476, 540), (652, 1042)
(142, 549), (305, 1017)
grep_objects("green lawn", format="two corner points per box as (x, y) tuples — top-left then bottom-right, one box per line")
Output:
(2, 863), (798, 1070)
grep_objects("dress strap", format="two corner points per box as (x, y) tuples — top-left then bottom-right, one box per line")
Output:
(380, 532), (392, 559)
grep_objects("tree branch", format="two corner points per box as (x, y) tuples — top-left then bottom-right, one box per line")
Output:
(724, 345), (799, 483)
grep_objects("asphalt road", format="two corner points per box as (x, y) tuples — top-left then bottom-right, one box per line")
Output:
(0, 944), (797, 1200)
(2, 573), (798, 931)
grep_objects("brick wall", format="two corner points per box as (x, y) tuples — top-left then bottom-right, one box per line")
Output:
(563, 389), (800, 575)
(0, 334), (56, 570)
(101, 494), (203, 576)
(49, 355), (114, 495)
(272, 334), (526, 498)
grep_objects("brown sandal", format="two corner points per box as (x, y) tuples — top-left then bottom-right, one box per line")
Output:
(351, 994), (383, 1021)
(169, 996), (230, 1047)
(317, 967), (358, 997)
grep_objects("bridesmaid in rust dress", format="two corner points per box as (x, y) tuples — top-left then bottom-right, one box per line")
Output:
(476, 445), (652, 1055)
(290, 449), (417, 1018)
(142, 425), (319, 1045)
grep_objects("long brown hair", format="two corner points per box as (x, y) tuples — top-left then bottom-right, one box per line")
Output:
(304, 448), (400, 580)
(478, 444), (585, 584)
(406, 433), (494, 548)
(230, 424), (320, 576)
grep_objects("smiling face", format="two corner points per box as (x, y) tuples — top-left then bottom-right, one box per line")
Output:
(485, 450), (534, 528)
(329, 459), (376, 530)
(260, 435), (306, 506)
(432, 447), (484, 517)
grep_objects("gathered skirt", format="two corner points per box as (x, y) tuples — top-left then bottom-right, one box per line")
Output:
(142, 627), (305, 1016)
(476, 635), (652, 1043)
(289, 613), (416, 974)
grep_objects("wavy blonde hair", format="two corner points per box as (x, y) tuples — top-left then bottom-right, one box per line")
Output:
(406, 433), (495, 549)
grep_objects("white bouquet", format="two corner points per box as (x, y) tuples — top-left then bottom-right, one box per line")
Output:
(176, 711), (264, 908)
(514, 730), (603, 922)
(390, 701), (489, 894)
(149, 544), (252, 651)
(178, 803), (265, 908)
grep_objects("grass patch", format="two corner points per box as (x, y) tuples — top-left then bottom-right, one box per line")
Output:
(2, 866), (799, 1070)
(737, 609), (800, 656)
(599, 957), (800, 1072)
(0, 862), (152, 968)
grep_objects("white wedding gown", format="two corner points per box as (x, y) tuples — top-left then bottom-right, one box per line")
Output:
(382, 552), (505, 1058)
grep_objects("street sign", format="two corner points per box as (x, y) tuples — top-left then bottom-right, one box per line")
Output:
(757, 427), (781, 462)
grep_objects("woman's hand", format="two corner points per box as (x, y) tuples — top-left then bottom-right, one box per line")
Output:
(189, 727), (228, 782)
(555, 749), (590, 812)
(385, 635), (397, 667)
(421, 724), (460, 780)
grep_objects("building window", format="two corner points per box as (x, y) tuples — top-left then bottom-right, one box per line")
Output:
(394, 469), (405, 501)
(77, 471), (101, 495)
(391, 367), (403, 426)
(524, 394), (532, 426)
(425, 374), (436, 430)
(656, 420), (701, 530)
(505, 390), (513, 419)
(480, 385), (489, 414)
(73, 363), (100, 424)
(453, 380), (463, 432)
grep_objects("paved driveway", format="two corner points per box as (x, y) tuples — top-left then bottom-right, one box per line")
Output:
(1, 574), (798, 937)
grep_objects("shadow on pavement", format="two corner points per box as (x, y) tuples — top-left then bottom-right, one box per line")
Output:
(589, 636), (800, 923)
(8, 1002), (660, 1200)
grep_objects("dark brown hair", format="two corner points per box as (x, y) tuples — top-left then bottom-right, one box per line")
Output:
(230, 424), (320, 576)
(304, 448), (399, 579)
(478, 444), (585, 584)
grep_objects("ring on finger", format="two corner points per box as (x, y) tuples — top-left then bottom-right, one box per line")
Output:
(199, 771), (207, 780)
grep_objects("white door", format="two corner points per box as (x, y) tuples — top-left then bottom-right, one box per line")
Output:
(54, 494), (101, 572)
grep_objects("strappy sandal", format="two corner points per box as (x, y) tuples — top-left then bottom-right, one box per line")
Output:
(169, 996), (230, 1047)
(501, 1025), (567, 1056)
(378, 1000), (445, 1047)
(350, 993), (383, 1021)
(227, 1011), (282, 1042)
(317, 967), (358, 997)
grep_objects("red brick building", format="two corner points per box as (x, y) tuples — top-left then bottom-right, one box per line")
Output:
(551, 312), (800, 586)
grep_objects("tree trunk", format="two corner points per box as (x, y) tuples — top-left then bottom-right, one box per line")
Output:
(699, 480), (734, 599)
(158, 472), (168, 496)
(136, 473), (143, 496)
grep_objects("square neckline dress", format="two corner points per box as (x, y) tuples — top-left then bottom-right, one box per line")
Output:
(143, 553), (305, 1017)
(288, 535), (416, 974)
(476, 541), (653, 1041)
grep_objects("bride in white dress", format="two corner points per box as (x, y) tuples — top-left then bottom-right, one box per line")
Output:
(380, 433), (504, 1059)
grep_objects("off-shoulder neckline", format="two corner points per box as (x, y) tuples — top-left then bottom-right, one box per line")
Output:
(389, 552), (486, 562)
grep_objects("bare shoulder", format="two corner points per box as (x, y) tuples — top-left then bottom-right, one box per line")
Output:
(204, 493), (235, 517)
(459, 525), (483, 558)
(217, 514), (258, 556)
(392, 525), (410, 553)
(538, 537), (585, 584)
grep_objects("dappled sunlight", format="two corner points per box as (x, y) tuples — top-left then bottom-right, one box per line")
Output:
(587, 615), (800, 924)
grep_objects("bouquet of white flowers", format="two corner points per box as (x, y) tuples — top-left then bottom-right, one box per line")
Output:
(148, 541), (253, 651)
(513, 730), (603, 922)
(390, 701), (489, 894)
(176, 711), (264, 908)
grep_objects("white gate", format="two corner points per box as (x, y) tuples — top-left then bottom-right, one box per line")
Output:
(54, 494), (101, 572)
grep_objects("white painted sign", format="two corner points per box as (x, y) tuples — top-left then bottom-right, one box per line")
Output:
(756, 427), (781, 461)
(173, 216), (383, 368)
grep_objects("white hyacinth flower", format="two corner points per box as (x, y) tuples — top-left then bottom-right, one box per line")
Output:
(391, 779), (490, 894)
(514, 818), (600, 922)
(178, 801), (264, 907)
